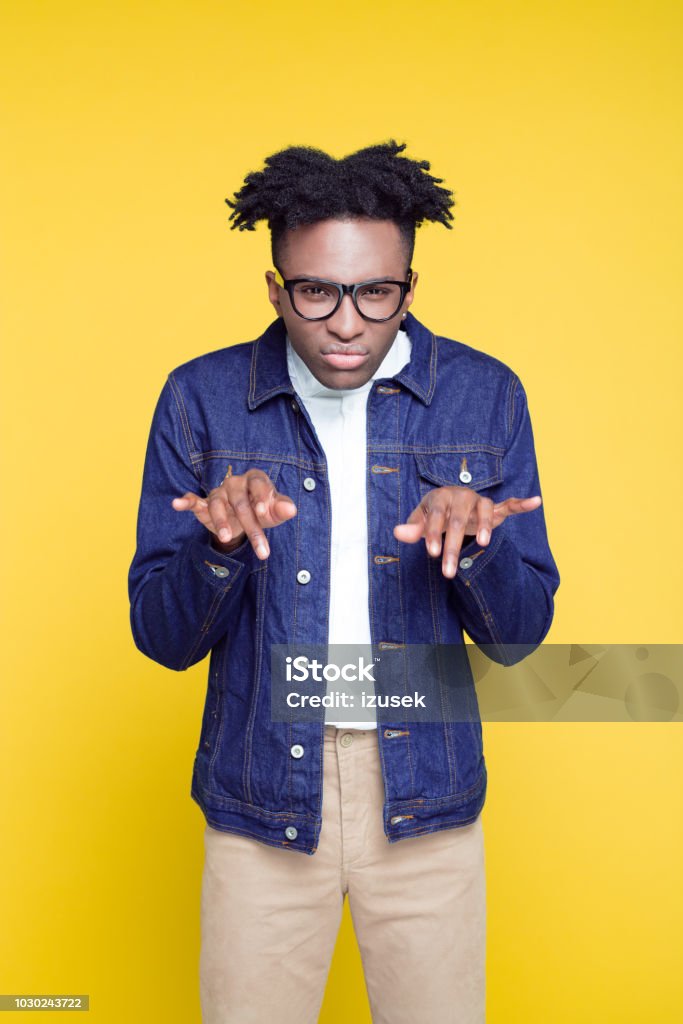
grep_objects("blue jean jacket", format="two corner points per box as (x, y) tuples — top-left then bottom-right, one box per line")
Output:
(128, 311), (560, 854)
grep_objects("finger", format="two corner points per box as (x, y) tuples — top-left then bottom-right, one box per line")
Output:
(207, 489), (238, 544)
(422, 494), (450, 559)
(393, 502), (430, 543)
(172, 492), (208, 511)
(474, 496), (494, 546)
(393, 522), (424, 542)
(518, 495), (542, 509)
(245, 470), (281, 519)
(246, 473), (297, 523)
(225, 478), (270, 559)
(272, 491), (297, 516)
(441, 497), (477, 577)
(496, 495), (542, 521)
(508, 495), (542, 510)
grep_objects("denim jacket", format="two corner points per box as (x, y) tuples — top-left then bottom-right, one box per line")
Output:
(128, 311), (560, 854)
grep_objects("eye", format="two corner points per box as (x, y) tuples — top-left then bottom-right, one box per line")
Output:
(297, 284), (335, 298)
(358, 285), (391, 298)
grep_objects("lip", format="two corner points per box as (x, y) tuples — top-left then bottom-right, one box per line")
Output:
(321, 351), (370, 370)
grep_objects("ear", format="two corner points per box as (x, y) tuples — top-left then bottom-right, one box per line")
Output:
(265, 270), (283, 317)
(404, 269), (419, 312)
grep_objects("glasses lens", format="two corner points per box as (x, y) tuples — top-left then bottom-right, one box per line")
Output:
(291, 281), (339, 319)
(356, 283), (404, 321)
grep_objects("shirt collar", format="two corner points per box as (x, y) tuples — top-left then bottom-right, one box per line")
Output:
(247, 310), (438, 410)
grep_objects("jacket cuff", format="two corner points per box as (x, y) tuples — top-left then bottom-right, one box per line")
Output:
(190, 532), (263, 590)
(451, 518), (554, 663)
(454, 521), (507, 580)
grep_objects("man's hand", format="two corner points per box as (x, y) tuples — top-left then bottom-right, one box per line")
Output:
(172, 468), (297, 560)
(394, 487), (542, 578)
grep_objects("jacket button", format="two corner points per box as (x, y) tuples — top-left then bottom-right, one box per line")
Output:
(285, 826), (298, 840)
(290, 399), (299, 412)
(459, 557), (473, 569)
(209, 565), (230, 578)
(290, 744), (304, 758)
(297, 569), (311, 584)
(459, 470), (472, 483)
(340, 733), (353, 747)
(303, 477), (316, 491)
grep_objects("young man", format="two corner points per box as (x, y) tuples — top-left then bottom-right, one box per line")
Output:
(128, 140), (560, 1023)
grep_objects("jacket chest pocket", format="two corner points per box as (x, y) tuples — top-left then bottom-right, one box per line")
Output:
(199, 457), (284, 496)
(415, 449), (503, 497)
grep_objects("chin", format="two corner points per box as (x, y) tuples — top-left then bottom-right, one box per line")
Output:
(324, 370), (373, 389)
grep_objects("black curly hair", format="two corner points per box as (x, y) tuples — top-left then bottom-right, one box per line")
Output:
(225, 140), (455, 269)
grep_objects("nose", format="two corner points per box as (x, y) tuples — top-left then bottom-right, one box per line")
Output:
(327, 292), (365, 340)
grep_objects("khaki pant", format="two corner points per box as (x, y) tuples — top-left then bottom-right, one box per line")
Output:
(200, 725), (486, 1023)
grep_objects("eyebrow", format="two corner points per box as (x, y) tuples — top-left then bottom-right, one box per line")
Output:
(287, 272), (401, 281)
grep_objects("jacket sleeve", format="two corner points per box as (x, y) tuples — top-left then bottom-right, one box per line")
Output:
(451, 374), (560, 666)
(128, 373), (262, 671)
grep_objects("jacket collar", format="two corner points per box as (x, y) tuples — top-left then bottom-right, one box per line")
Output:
(247, 310), (437, 410)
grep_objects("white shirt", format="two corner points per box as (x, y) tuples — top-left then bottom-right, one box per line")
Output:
(285, 327), (412, 729)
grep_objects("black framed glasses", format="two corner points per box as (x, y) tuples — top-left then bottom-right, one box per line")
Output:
(273, 266), (413, 323)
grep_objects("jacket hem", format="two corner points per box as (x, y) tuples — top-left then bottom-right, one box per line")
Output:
(383, 766), (487, 843)
(191, 765), (487, 853)
(191, 783), (322, 855)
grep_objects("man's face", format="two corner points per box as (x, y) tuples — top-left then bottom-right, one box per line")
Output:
(265, 217), (418, 390)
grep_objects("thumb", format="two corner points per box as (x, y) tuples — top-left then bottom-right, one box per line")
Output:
(269, 492), (298, 524)
(394, 505), (426, 543)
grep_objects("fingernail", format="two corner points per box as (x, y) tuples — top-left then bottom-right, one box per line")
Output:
(444, 559), (455, 576)
(479, 528), (490, 544)
(429, 540), (440, 556)
(219, 528), (230, 541)
(256, 502), (266, 516)
(256, 542), (268, 558)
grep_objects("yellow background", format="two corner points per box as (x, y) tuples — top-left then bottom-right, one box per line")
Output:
(2, 1), (682, 1020)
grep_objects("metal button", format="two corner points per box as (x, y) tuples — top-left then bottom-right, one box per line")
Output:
(303, 477), (316, 491)
(297, 569), (311, 584)
(290, 399), (299, 412)
(459, 470), (472, 483)
(284, 826), (298, 840)
(209, 565), (230, 578)
(390, 815), (406, 825)
(290, 744), (304, 759)
(459, 557), (473, 570)
(340, 733), (353, 747)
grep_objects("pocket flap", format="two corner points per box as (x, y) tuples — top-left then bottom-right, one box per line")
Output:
(200, 457), (284, 495)
(415, 450), (503, 491)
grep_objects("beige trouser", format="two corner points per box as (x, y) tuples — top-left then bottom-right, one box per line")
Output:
(199, 725), (486, 1023)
